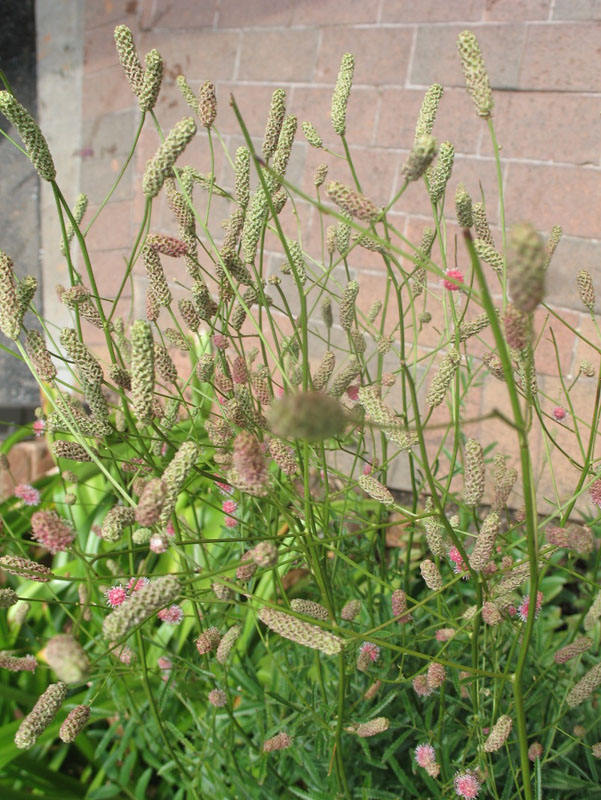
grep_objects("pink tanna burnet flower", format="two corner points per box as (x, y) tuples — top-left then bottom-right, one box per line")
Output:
(225, 515), (238, 529)
(359, 642), (380, 663)
(415, 743), (440, 777)
(149, 533), (169, 554)
(212, 333), (229, 350)
(346, 384), (360, 402)
(552, 406), (567, 422)
(32, 419), (45, 438)
(127, 576), (150, 594)
(14, 483), (40, 507)
(222, 499), (237, 515)
(158, 604), (184, 625)
(165, 521), (176, 538)
(362, 461), (373, 475)
(105, 585), (127, 608)
(157, 656), (173, 671)
(454, 770), (481, 799)
(216, 481), (233, 495)
(517, 591), (543, 623)
(590, 478), (601, 508)
(448, 546), (468, 577)
(443, 268), (464, 291)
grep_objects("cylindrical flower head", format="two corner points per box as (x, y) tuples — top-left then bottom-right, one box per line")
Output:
(231, 432), (269, 497)
(59, 704), (90, 743)
(427, 141), (454, 204)
(102, 505), (136, 543)
(198, 81), (217, 127)
(14, 682), (67, 749)
(327, 181), (380, 223)
(482, 601), (501, 626)
(507, 222), (546, 313)
(426, 350), (460, 408)
(483, 715), (512, 752)
(402, 135), (437, 182)
(554, 636), (593, 664)
(341, 599), (361, 621)
(0, 652), (36, 672)
(463, 438), (485, 506)
(528, 742), (543, 761)
(154, 342), (177, 384)
(577, 270), (595, 313)
(102, 574), (181, 641)
(59, 327), (103, 384)
(196, 626), (221, 655)
(258, 606), (342, 655)
(391, 589), (411, 622)
(567, 663), (601, 707)
(354, 717), (389, 738)
(0, 588), (18, 607)
(114, 25), (143, 96)
(252, 540), (278, 568)
(0, 251), (20, 340)
(414, 83), (443, 142)
(142, 246), (171, 306)
(0, 555), (53, 582)
(423, 499), (446, 557)
(31, 510), (76, 554)
(330, 357), (361, 398)
(455, 183), (473, 228)
(25, 330), (56, 380)
(263, 89), (287, 161)
(331, 53), (354, 136)
(469, 511), (500, 571)
(472, 201), (494, 246)
(544, 224), (562, 270)
(268, 391), (347, 441)
(314, 162), (328, 188)
(52, 441), (95, 462)
(593, 743), (601, 759)
(263, 732), (292, 752)
(45, 634), (89, 683)
(420, 559), (443, 591)
(234, 145), (250, 210)
(302, 120), (322, 148)
(142, 117), (197, 199)
(474, 239), (504, 274)
(131, 320), (155, 425)
(269, 114), (297, 191)
(135, 478), (167, 527)
(339, 280), (359, 331)
(358, 474), (394, 506)
(504, 304), (528, 350)
(290, 599), (329, 622)
(216, 624), (241, 664)
(427, 662), (445, 689)
(457, 31), (494, 118)
(268, 438), (298, 477)
(584, 590), (601, 631)
(0, 91), (56, 181)
(139, 49), (163, 113)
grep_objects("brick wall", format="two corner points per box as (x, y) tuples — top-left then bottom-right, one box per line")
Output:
(44, 0), (601, 505)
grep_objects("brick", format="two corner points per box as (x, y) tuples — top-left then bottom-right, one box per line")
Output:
(410, 24), (526, 90)
(553, 0), (601, 20)
(504, 162), (601, 240)
(85, 22), (123, 73)
(381, 0), (484, 22)
(483, 0), (550, 20)
(572, 313), (601, 373)
(85, 201), (132, 252)
(217, 0), (296, 28)
(479, 92), (601, 165)
(531, 306), (580, 377)
(545, 235), (601, 313)
(519, 24), (601, 91)
(292, 0), (380, 25)
(293, 86), (379, 148)
(85, 0), (139, 29)
(140, 0), (218, 28)
(139, 29), (240, 83)
(328, 146), (402, 206)
(216, 84), (290, 139)
(82, 65), (137, 119)
(376, 87), (480, 154)
(315, 27), (412, 86)
(237, 29), (319, 82)
(85, 248), (134, 297)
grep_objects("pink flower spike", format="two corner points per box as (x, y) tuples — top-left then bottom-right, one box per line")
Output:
(212, 333), (229, 350)
(166, 521), (176, 537)
(448, 546), (467, 577)
(222, 500), (237, 515)
(346, 384), (359, 402)
(14, 483), (41, 506)
(216, 481), (233, 495)
(32, 419), (45, 438)
(552, 406), (567, 422)
(158, 604), (184, 625)
(158, 656), (173, 670)
(454, 770), (481, 799)
(443, 268), (464, 291)
(105, 585), (127, 608)
(517, 591), (543, 623)
(225, 516), (238, 528)
(362, 462), (373, 475)
(127, 577), (150, 593)
(415, 743), (436, 768)
(590, 478), (601, 508)
(360, 642), (380, 662)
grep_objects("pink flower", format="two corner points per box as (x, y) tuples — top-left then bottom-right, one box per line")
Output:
(443, 268), (464, 291)
(415, 743), (436, 769)
(161, 442), (168, 456)
(222, 500), (237, 515)
(552, 406), (567, 422)
(127, 577), (149, 593)
(166, 521), (176, 537)
(149, 533), (169, 553)
(158, 604), (184, 625)
(105, 585), (127, 608)
(14, 484), (40, 507)
(275, 387), (285, 398)
(213, 333), (229, 350)
(435, 628), (455, 642)
(360, 642), (380, 662)
(454, 770), (481, 799)
(517, 591), (543, 623)
(590, 478), (601, 508)
(32, 419), (45, 438)
(157, 656), (173, 671)
(449, 546), (467, 577)
(412, 674), (432, 697)
(362, 462), (373, 475)
(225, 516), (238, 528)
(216, 481), (233, 495)
(31, 510), (75, 554)
(346, 384), (359, 402)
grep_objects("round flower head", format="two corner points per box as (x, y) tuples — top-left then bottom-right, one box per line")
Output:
(454, 770), (481, 799)
(552, 406), (567, 422)
(360, 642), (380, 662)
(127, 576), (150, 593)
(443, 268), (464, 291)
(415, 743), (436, 768)
(31, 510), (75, 554)
(157, 656), (172, 671)
(157, 604), (184, 625)
(149, 532), (169, 554)
(517, 591), (543, 623)
(14, 484), (40, 506)
(448, 546), (467, 576)
(208, 688), (227, 707)
(105, 585), (127, 608)
(213, 333), (229, 350)
(32, 419), (45, 438)
(222, 499), (237, 515)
